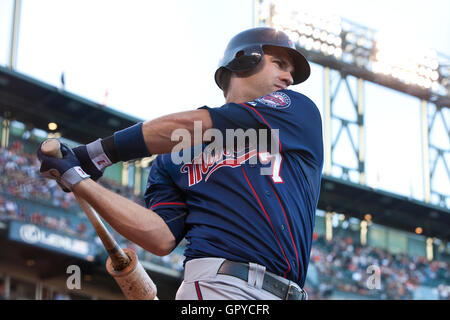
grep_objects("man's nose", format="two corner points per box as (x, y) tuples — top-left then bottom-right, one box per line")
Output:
(280, 71), (294, 87)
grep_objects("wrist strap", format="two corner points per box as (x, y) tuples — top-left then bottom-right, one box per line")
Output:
(101, 136), (120, 163)
(61, 166), (90, 189)
(87, 139), (113, 171)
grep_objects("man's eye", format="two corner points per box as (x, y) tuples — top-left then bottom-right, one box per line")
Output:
(273, 60), (283, 67)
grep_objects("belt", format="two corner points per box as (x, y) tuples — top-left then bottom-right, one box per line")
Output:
(217, 260), (307, 300)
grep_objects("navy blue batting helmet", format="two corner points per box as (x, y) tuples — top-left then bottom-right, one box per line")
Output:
(214, 27), (311, 89)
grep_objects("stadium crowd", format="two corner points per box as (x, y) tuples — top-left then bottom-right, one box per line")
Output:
(306, 234), (450, 300)
(0, 144), (449, 299)
(0, 145), (142, 239)
(0, 144), (184, 272)
(0, 193), (91, 239)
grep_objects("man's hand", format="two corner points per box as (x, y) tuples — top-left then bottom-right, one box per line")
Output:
(37, 141), (90, 192)
(72, 139), (113, 181)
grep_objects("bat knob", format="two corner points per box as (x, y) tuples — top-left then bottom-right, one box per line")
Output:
(41, 139), (63, 158)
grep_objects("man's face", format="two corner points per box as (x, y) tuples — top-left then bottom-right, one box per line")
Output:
(230, 46), (295, 100)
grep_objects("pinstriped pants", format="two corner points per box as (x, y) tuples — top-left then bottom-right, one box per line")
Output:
(175, 258), (283, 300)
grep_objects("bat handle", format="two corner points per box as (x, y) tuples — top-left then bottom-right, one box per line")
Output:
(74, 193), (131, 271)
(40, 139), (130, 271)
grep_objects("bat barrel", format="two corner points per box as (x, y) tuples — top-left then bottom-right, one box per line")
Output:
(106, 248), (157, 300)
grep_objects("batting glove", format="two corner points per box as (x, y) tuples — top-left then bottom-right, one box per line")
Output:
(72, 139), (113, 181)
(37, 142), (90, 192)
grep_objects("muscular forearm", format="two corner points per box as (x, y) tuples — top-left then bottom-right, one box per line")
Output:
(93, 109), (212, 166)
(73, 179), (176, 256)
(142, 109), (213, 155)
(77, 109), (212, 179)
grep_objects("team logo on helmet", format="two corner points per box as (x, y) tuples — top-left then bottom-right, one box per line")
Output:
(255, 91), (291, 109)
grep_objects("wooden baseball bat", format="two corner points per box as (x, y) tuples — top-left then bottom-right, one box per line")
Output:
(40, 138), (157, 300)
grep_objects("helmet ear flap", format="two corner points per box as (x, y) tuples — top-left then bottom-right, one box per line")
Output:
(214, 45), (264, 91)
(217, 68), (231, 92)
(225, 46), (264, 73)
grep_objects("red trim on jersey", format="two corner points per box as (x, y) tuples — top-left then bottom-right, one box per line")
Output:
(150, 202), (187, 210)
(269, 182), (300, 282)
(195, 281), (203, 300)
(240, 103), (283, 153)
(241, 167), (291, 277)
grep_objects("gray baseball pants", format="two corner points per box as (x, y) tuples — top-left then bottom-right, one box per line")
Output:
(175, 257), (292, 300)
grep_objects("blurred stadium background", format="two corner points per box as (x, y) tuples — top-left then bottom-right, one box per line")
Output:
(0, 0), (449, 300)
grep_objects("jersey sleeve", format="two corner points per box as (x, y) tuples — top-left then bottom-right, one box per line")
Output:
(199, 89), (323, 167)
(144, 155), (188, 245)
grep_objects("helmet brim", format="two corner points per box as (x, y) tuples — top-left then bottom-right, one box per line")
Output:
(283, 46), (311, 85)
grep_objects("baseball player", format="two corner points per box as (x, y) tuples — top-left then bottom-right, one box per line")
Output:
(37, 27), (323, 300)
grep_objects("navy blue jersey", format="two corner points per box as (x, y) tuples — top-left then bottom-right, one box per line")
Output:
(144, 89), (323, 287)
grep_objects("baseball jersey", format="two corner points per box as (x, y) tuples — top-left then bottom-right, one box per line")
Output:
(144, 89), (323, 287)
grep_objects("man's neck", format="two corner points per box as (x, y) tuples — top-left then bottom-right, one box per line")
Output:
(225, 92), (248, 104)
(225, 87), (266, 104)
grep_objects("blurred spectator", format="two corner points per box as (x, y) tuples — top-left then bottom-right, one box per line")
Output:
(76, 222), (87, 238)
(0, 196), (6, 216)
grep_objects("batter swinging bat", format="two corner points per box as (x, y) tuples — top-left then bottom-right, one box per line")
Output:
(40, 139), (157, 300)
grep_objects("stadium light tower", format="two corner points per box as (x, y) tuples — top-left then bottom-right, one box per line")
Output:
(254, 0), (450, 102)
(1, 0), (22, 149)
(254, 0), (450, 210)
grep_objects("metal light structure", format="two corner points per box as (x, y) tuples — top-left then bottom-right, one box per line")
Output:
(254, 0), (449, 210)
(8, 0), (22, 70)
(255, 0), (450, 102)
